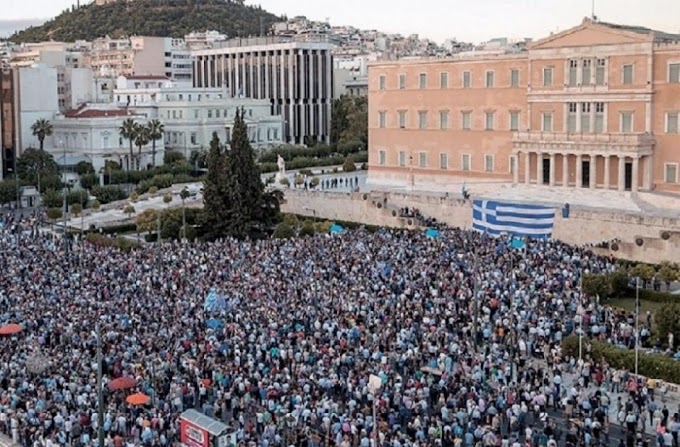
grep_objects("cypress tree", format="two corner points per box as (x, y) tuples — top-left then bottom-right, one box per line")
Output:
(202, 132), (229, 240)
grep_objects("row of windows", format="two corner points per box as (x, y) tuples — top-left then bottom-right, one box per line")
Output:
(377, 150), (506, 173)
(165, 108), (254, 120)
(377, 107), (680, 134)
(378, 62), (680, 90)
(375, 151), (680, 184)
(164, 127), (280, 145)
(379, 69), (521, 90)
(377, 110), (521, 131)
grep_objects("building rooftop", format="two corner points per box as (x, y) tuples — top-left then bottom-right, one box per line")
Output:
(125, 75), (169, 80)
(595, 19), (680, 42)
(63, 105), (137, 118)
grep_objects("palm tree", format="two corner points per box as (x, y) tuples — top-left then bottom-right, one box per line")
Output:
(133, 123), (151, 170)
(30, 119), (53, 194)
(119, 118), (137, 171)
(31, 119), (53, 151)
(146, 119), (164, 167)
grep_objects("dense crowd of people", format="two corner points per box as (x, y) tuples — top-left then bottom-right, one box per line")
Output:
(0, 212), (678, 447)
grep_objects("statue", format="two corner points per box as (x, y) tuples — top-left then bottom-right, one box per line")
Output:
(276, 154), (286, 183)
(277, 154), (286, 175)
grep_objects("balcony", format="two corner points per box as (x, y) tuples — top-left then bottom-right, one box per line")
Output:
(512, 131), (655, 156)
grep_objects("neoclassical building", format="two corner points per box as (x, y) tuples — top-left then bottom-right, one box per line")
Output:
(368, 18), (680, 194)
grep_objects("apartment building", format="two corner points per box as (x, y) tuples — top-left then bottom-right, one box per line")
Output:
(86, 36), (192, 84)
(368, 18), (680, 194)
(192, 36), (335, 145)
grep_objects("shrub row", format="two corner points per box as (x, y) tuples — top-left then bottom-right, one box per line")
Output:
(562, 335), (680, 384)
(259, 152), (368, 174)
(259, 142), (364, 163)
(84, 233), (140, 252)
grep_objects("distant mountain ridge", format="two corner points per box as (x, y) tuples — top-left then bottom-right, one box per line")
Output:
(0, 19), (45, 39)
(10, 0), (280, 43)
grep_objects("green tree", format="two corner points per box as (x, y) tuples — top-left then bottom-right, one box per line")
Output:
(30, 118), (53, 151)
(136, 209), (158, 234)
(330, 95), (368, 147)
(70, 203), (82, 216)
(657, 262), (678, 291)
(119, 118), (137, 171)
(202, 132), (230, 240)
(91, 200), (100, 210)
(75, 161), (95, 175)
(272, 221), (294, 239)
(163, 194), (173, 204)
(17, 147), (61, 193)
(0, 180), (20, 205)
(46, 207), (63, 220)
(630, 263), (656, 288)
(655, 303), (680, 349)
(133, 123), (151, 170)
(164, 150), (186, 165)
(180, 187), (190, 240)
(343, 155), (357, 172)
(582, 274), (610, 299)
(42, 188), (63, 208)
(609, 268), (629, 298)
(330, 97), (349, 145)
(123, 204), (136, 217)
(146, 119), (164, 167)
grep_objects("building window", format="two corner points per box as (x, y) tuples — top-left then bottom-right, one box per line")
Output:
(440, 72), (449, 89)
(462, 154), (471, 171)
(509, 155), (516, 174)
(543, 67), (553, 87)
(665, 163), (678, 183)
(462, 111), (472, 130)
(567, 102), (577, 133)
(194, 109), (199, 119)
(398, 151), (406, 167)
(667, 112), (679, 133)
(419, 152), (427, 167)
(215, 109), (220, 118)
(378, 150), (386, 166)
(669, 63), (680, 83)
(510, 69), (520, 87)
(596, 58), (606, 85)
(582, 59), (592, 85)
(439, 111), (449, 130)
(379, 111), (386, 128)
(485, 155), (494, 172)
(485, 112), (495, 130)
(463, 71), (471, 88)
(620, 112), (633, 133)
(542, 112), (553, 132)
(622, 64), (634, 84)
(207, 110), (212, 119)
(581, 103), (591, 133)
(398, 74), (406, 89)
(439, 153), (448, 170)
(568, 60), (578, 87)
(594, 102), (605, 134)
(418, 111), (428, 129)
(509, 111), (520, 131)
(379, 75), (386, 90)
(419, 73), (427, 89)
(485, 71), (495, 88)
(398, 110), (407, 128)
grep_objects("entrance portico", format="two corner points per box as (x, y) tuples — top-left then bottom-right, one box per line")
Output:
(512, 132), (655, 192)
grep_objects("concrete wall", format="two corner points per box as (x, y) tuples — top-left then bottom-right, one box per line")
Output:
(281, 189), (680, 263)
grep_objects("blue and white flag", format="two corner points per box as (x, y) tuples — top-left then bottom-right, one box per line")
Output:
(472, 200), (555, 239)
(204, 288), (227, 313)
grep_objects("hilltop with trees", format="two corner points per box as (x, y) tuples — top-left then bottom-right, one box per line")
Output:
(11, 0), (280, 43)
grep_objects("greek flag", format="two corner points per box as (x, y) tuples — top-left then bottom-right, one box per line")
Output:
(204, 288), (227, 313)
(472, 200), (555, 239)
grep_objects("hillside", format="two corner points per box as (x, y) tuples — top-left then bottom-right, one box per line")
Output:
(10, 0), (281, 43)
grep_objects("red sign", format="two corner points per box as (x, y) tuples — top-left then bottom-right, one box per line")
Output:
(180, 419), (209, 447)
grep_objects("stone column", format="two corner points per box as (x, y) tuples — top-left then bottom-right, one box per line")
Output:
(525, 151), (531, 185)
(632, 156), (639, 192)
(549, 153), (556, 186)
(513, 153), (520, 184)
(536, 152), (543, 185)
(562, 153), (569, 187)
(589, 155), (597, 189)
(603, 155), (611, 189)
(618, 155), (626, 191)
(643, 155), (653, 190)
(576, 154), (583, 188)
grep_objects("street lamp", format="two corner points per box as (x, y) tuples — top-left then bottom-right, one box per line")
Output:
(635, 276), (640, 377)
(368, 374), (382, 447)
(472, 245), (480, 352)
(409, 154), (415, 192)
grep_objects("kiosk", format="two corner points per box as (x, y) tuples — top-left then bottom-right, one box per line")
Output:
(180, 409), (236, 447)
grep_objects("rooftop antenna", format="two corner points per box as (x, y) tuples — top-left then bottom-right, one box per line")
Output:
(591, 0), (597, 21)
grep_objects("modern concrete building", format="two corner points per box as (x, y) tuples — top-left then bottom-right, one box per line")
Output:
(368, 18), (680, 194)
(192, 36), (335, 145)
(0, 67), (19, 178)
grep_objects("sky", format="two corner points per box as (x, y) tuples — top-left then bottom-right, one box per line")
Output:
(2, 0), (680, 43)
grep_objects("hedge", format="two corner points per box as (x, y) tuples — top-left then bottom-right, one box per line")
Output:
(634, 288), (677, 303)
(562, 335), (680, 384)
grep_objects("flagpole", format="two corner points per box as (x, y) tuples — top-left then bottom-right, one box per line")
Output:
(578, 269), (583, 362)
(635, 276), (640, 376)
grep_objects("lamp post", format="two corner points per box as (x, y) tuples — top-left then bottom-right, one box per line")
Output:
(578, 270), (583, 362)
(409, 154), (414, 192)
(368, 374), (382, 447)
(635, 276), (640, 377)
(472, 244), (480, 352)
(96, 323), (104, 447)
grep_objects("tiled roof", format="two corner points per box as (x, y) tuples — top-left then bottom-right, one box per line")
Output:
(64, 107), (136, 118)
(124, 75), (169, 80)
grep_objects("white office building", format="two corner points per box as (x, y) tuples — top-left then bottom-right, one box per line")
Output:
(114, 75), (285, 157)
(192, 36), (335, 145)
